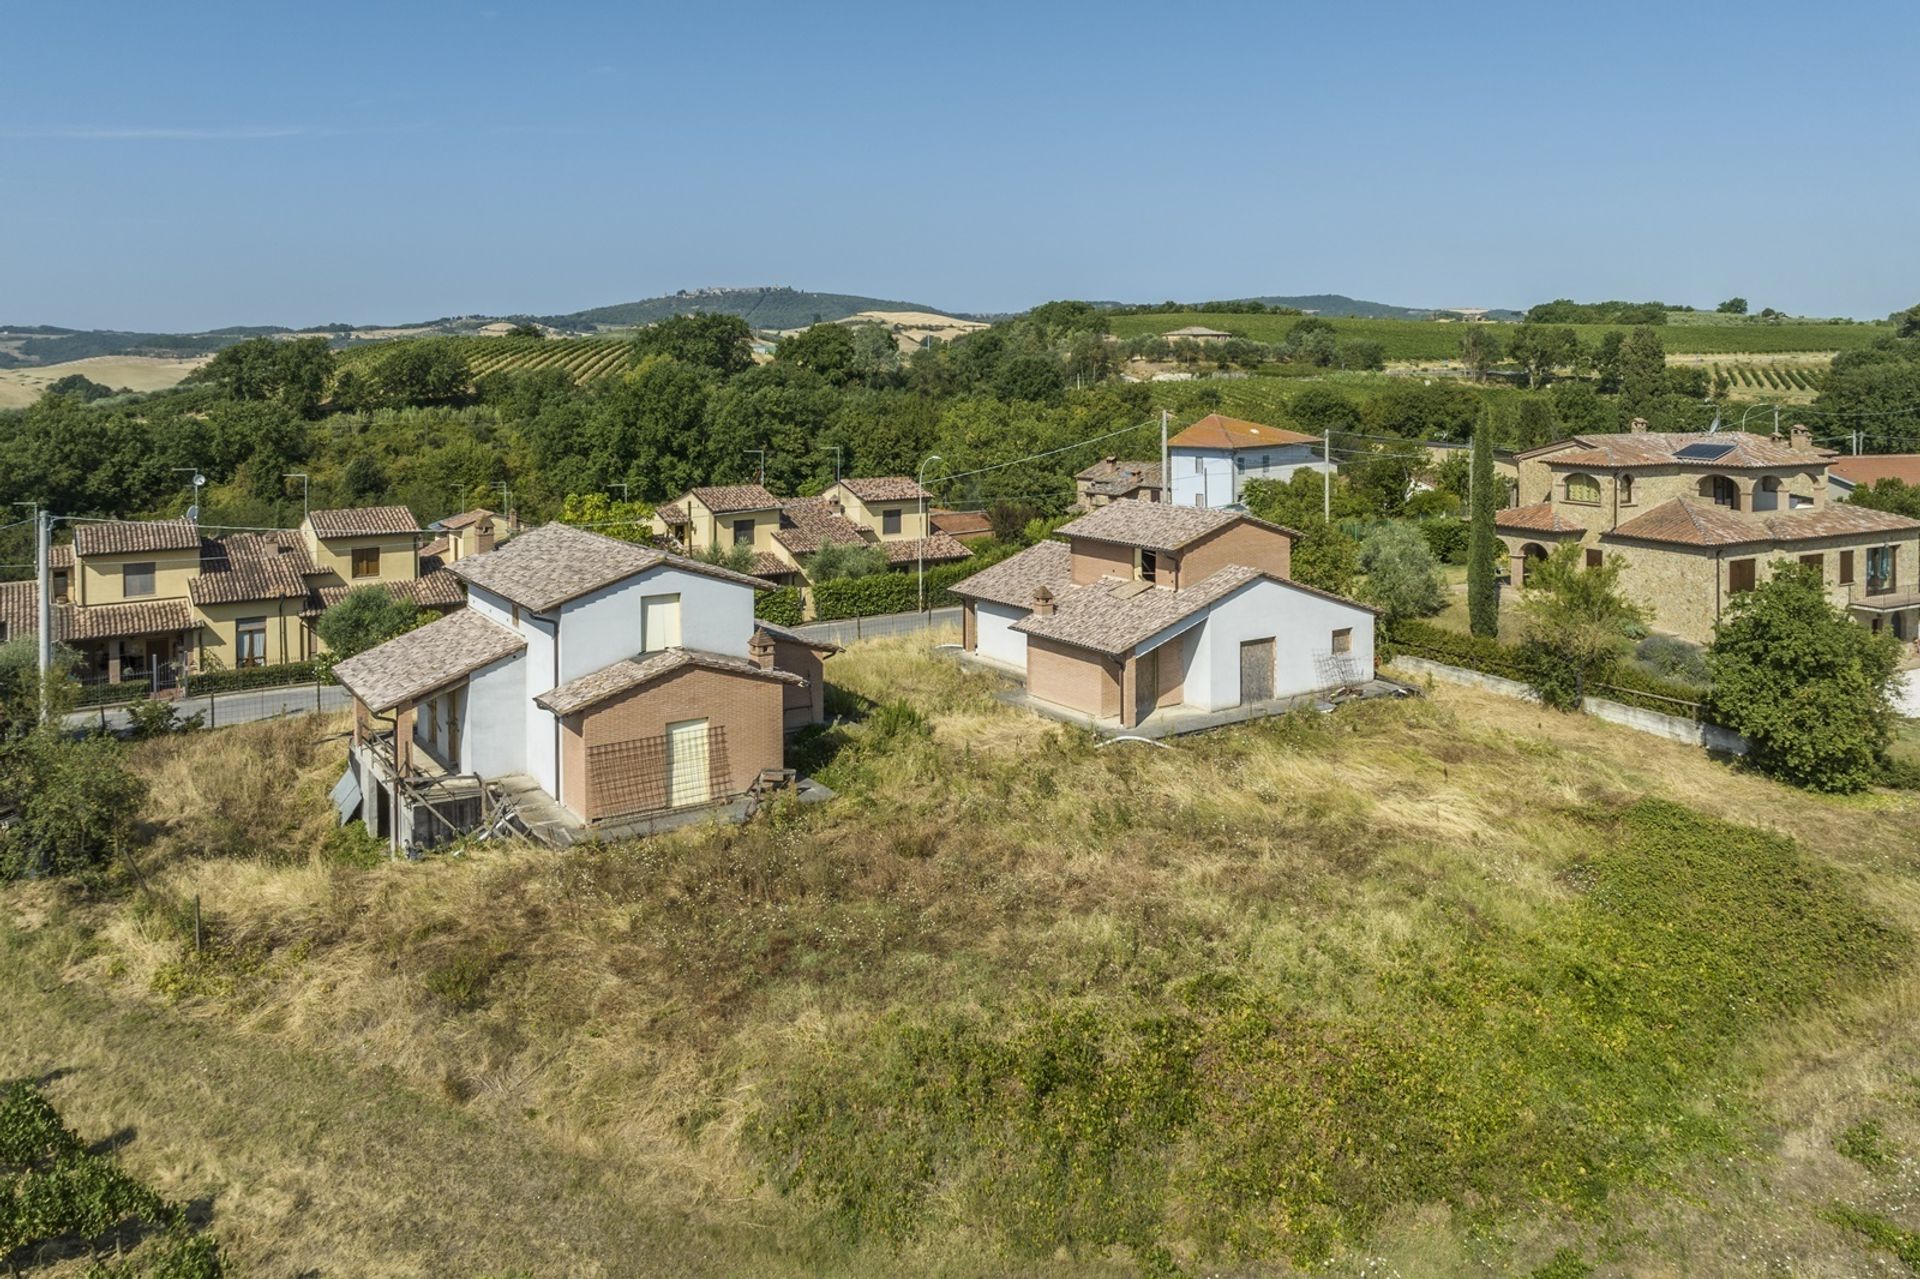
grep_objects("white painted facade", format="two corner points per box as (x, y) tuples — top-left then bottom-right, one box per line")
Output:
(1141, 577), (1374, 710)
(974, 601), (1028, 668)
(1169, 445), (1332, 509)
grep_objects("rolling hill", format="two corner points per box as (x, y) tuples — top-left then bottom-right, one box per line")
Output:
(536, 286), (962, 331)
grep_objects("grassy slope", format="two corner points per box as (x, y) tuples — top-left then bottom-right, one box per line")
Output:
(3, 639), (1919, 1276)
(1109, 312), (1889, 360)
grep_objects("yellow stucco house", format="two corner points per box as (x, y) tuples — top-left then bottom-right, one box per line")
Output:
(0, 505), (464, 692)
(1498, 421), (1920, 647)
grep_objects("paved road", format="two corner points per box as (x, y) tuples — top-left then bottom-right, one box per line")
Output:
(791, 606), (960, 647)
(67, 682), (350, 733)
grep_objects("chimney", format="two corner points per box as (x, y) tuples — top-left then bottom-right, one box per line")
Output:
(1790, 423), (1812, 453)
(1628, 417), (1649, 434)
(1031, 586), (1055, 618)
(748, 629), (776, 670)
(476, 525), (495, 554)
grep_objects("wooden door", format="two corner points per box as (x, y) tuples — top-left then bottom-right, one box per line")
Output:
(665, 718), (711, 808)
(1134, 649), (1158, 724)
(1239, 638), (1274, 704)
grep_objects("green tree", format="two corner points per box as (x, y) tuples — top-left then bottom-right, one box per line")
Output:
(807, 541), (889, 580)
(315, 586), (423, 661)
(1356, 521), (1447, 624)
(1845, 477), (1920, 519)
(1707, 562), (1904, 792)
(1617, 326), (1669, 422)
(1241, 472), (1360, 594)
(1515, 542), (1648, 710)
(43, 373), (116, 402)
(558, 492), (655, 543)
(993, 353), (1066, 404)
(776, 323), (860, 384)
(1466, 420), (1500, 637)
(371, 340), (471, 407)
(1892, 304), (1920, 339)
(630, 312), (754, 377)
(0, 731), (148, 879)
(1717, 297), (1749, 315)
(1286, 385), (1362, 437)
(1459, 325), (1502, 379)
(1507, 323), (1579, 389)
(506, 322), (545, 339)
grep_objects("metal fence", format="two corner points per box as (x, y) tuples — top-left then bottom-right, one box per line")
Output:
(792, 606), (962, 647)
(68, 681), (351, 734)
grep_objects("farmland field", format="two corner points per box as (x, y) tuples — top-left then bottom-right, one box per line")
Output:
(1109, 311), (1888, 361)
(337, 335), (636, 382)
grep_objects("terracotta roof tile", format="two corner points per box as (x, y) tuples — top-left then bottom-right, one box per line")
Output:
(1523, 430), (1830, 470)
(1760, 504), (1920, 541)
(71, 519), (200, 558)
(1012, 566), (1373, 657)
(1056, 500), (1297, 554)
(836, 476), (930, 503)
(1074, 457), (1164, 496)
(656, 502), (689, 526)
(1168, 413), (1317, 451)
(1829, 455), (1920, 489)
(303, 570), (467, 618)
(307, 505), (423, 538)
(433, 508), (496, 530)
(1493, 502), (1585, 535)
(49, 545), (73, 570)
(1606, 499), (1776, 547)
(62, 598), (194, 642)
(448, 522), (764, 612)
(947, 540), (1074, 608)
(878, 534), (972, 565)
(534, 646), (804, 717)
(930, 509), (993, 538)
(753, 620), (843, 654)
(775, 498), (869, 555)
(188, 532), (313, 606)
(333, 608), (525, 713)
(689, 484), (781, 513)
(748, 552), (796, 579)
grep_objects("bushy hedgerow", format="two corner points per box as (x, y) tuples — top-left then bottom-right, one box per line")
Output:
(754, 587), (804, 627)
(1387, 619), (1706, 718)
(811, 573), (918, 620)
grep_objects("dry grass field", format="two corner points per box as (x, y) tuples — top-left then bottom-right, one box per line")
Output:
(4, 635), (1920, 1276)
(0, 354), (209, 408)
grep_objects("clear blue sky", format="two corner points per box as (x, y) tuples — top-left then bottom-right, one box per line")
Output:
(4, 0), (1916, 331)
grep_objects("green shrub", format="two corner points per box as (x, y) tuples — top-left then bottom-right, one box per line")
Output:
(1530, 1248), (1595, 1279)
(1634, 635), (1710, 687)
(1837, 1119), (1892, 1170)
(754, 586), (804, 627)
(123, 696), (205, 740)
(0, 732), (149, 879)
(1418, 517), (1471, 565)
(750, 801), (1904, 1266)
(812, 572), (918, 620)
(184, 659), (324, 695)
(1389, 620), (1706, 720)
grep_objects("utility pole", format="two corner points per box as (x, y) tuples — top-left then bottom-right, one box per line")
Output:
(1158, 410), (1169, 507)
(36, 509), (52, 722)
(828, 445), (842, 488)
(497, 482), (516, 531)
(1323, 430), (1332, 523)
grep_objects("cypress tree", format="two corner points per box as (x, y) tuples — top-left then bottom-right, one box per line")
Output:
(1467, 418), (1500, 637)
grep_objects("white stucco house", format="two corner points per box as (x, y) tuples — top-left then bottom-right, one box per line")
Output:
(950, 501), (1377, 731)
(1169, 413), (1333, 509)
(331, 523), (836, 850)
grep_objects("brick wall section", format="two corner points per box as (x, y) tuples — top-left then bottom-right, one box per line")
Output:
(560, 665), (784, 821)
(1069, 538), (1134, 585)
(769, 636), (826, 730)
(1027, 636), (1120, 720)
(1174, 521), (1291, 586)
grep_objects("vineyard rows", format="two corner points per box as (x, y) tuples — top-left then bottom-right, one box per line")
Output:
(339, 336), (636, 383)
(1713, 362), (1825, 394)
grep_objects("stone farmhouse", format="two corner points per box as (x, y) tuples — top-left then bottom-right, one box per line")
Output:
(331, 522), (838, 851)
(1501, 422), (1920, 646)
(649, 477), (971, 596)
(1073, 457), (1164, 509)
(950, 500), (1376, 731)
(1168, 414), (1332, 509)
(0, 506), (462, 691)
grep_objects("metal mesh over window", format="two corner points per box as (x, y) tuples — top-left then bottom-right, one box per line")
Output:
(585, 725), (729, 819)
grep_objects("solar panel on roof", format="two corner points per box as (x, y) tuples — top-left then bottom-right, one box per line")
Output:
(1674, 441), (1735, 461)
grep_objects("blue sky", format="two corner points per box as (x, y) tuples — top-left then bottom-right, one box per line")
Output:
(3, 0), (1916, 330)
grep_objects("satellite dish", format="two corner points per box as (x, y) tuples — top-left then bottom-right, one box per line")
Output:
(186, 504), (200, 523)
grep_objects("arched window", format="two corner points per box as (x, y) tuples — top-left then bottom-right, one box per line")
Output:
(1565, 473), (1601, 504)
(1618, 474), (1635, 505)
(1707, 475), (1739, 508)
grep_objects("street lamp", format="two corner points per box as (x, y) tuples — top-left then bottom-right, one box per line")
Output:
(916, 453), (944, 613)
(172, 468), (206, 522)
(1738, 403), (1782, 435)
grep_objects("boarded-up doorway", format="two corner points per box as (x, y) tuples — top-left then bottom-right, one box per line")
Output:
(1134, 649), (1158, 724)
(665, 718), (712, 808)
(1239, 638), (1274, 704)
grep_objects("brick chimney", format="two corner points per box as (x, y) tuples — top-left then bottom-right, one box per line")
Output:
(748, 629), (776, 670)
(1790, 423), (1812, 453)
(1629, 417), (1649, 434)
(1031, 586), (1055, 618)
(476, 525), (495, 554)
